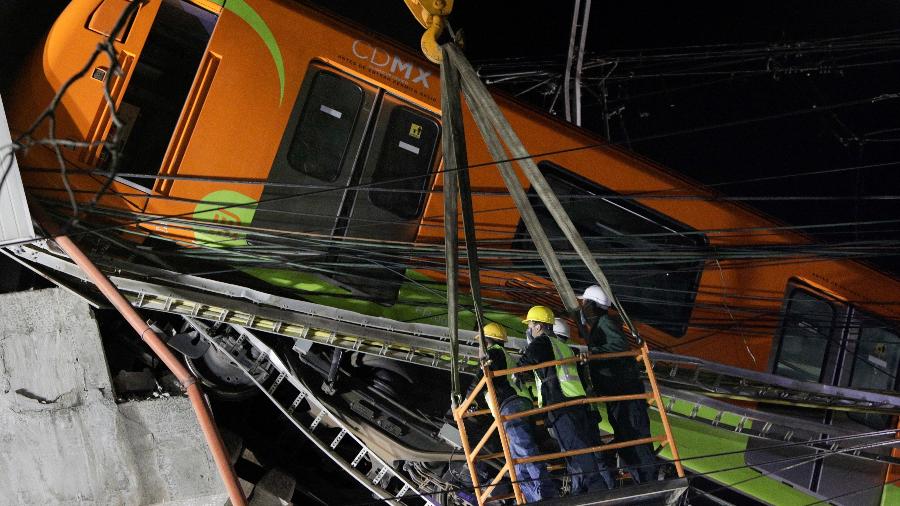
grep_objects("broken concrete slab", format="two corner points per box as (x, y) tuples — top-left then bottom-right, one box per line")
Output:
(249, 468), (295, 506)
(114, 368), (158, 394)
(0, 288), (229, 505)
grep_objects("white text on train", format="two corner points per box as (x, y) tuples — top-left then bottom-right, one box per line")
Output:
(352, 40), (431, 88)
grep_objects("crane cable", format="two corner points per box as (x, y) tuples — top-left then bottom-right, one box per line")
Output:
(444, 42), (645, 341)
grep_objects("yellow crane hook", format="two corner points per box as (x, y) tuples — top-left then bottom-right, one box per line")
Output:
(402, 0), (454, 63)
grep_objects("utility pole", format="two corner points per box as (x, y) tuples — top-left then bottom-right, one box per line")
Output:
(564, 0), (592, 126)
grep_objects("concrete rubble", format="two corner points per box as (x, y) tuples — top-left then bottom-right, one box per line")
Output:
(0, 288), (228, 505)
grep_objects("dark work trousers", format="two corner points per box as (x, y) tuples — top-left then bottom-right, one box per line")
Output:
(547, 405), (614, 494)
(606, 398), (658, 483)
(501, 397), (557, 502)
(592, 357), (658, 485)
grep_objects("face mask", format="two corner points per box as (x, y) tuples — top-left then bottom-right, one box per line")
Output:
(525, 327), (534, 344)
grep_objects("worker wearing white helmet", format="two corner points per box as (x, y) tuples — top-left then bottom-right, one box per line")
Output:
(579, 284), (611, 309)
(552, 318), (571, 341)
(578, 285), (658, 484)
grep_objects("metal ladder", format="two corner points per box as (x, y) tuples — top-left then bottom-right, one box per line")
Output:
(648, 351), (900, 414)
(182, 317), (438, 505)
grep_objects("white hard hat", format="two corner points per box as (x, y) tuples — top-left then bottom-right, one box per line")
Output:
(578, 285), (610, 309)
(553, 318), (571, 340)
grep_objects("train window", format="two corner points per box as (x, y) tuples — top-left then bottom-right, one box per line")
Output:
(513, 161), (706, 337)
(773, 290), (835, 382)
(286, 71), (364, 182)
(850, 325), (900, 389)
(367, 106), (439, 219)
(847, 320), (900, 428)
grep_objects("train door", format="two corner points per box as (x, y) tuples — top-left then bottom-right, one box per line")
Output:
(71, 0), (218, 207)
(113, 0), (218, 193)
(337, 94), (440, 298)
(747, 282), (900, 505)
(253, 64), (440, 300)
(253, 65), (379, 242)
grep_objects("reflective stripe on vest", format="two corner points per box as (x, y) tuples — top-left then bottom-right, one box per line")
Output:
(533, 335), (587, 407)
(486, 345), (532, 404)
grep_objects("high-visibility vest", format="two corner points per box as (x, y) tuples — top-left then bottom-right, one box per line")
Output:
(592, 403), (605, 432)
(534, 335), (587, 407)
(486, 344), (533, 407)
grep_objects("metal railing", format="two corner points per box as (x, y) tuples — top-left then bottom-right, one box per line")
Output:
(452, 343), (685, 505)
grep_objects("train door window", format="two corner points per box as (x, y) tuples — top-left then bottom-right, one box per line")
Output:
(850, 324), (900, 390)
(286, 71), (365, 182)
(367, 105), (439, 219)
(339, 95), (440, 302)
(772, 290), (836, 382)
(256, 66), (377, 237)
(846, 320), (900, 428)
(115, 0), (217, 188)
(512, 161), (706, 337)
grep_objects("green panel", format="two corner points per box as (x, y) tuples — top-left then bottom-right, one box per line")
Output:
(881, 483), (899, 506)
(243, 267), (529, 334)
(652, 410), (817, 505)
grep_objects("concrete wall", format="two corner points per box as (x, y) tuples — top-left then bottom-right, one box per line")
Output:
(0, 288), (227, 505)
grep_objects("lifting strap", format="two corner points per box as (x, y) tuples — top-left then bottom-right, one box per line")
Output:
(441, 59), (462, 406)
(440, 43), (490, 406)
(441, 48), (489, 342)
(441, 43), (641, 341)
(441, 43), (579, 314)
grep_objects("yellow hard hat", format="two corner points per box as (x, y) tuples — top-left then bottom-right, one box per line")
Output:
(522, 305), (554, 324)
(482, 322), (508, 341)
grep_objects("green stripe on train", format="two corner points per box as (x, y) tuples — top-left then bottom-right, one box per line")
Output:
(656, 399), (855, 505)
(243, 267), (525, 333)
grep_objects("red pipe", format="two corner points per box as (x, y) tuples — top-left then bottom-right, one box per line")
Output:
(51, 234), (247, 506)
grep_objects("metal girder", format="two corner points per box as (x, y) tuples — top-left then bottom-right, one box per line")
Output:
(648, 351), (900, 414)
(657, 386), (900, 466)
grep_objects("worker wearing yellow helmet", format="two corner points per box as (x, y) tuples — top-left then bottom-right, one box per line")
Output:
(518, 306), (614, 494)
(461, 322), (556, 502)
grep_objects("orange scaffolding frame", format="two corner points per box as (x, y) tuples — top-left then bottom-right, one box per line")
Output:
(451, 343), (685, 505)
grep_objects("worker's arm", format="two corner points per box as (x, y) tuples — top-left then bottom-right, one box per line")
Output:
(462, 367), (485, 402)
(517, 336), (553, 367)
(586, 314), (629, 354)
(462, 347), (505, 403)
(597, 315), (630, 352)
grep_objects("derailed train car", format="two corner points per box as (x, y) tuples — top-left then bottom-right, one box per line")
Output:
(6, 1), (900, 503)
